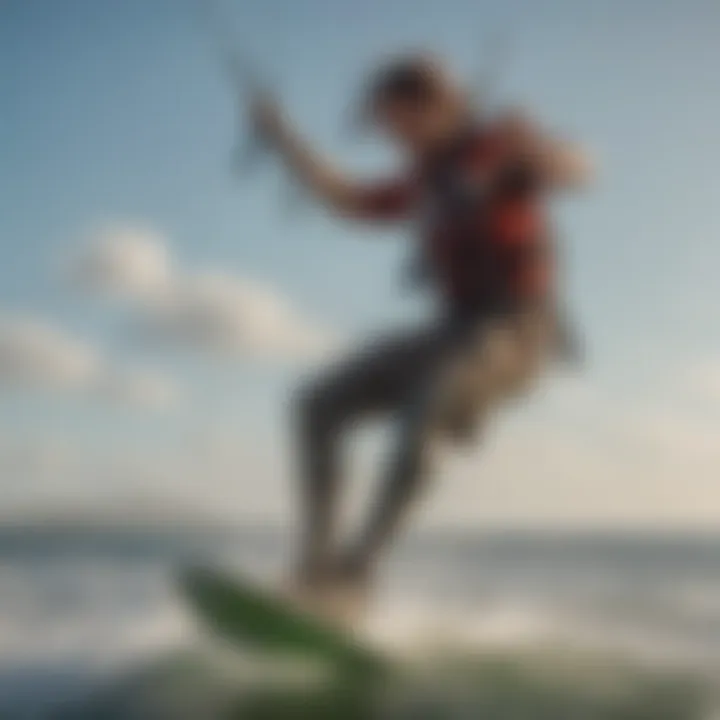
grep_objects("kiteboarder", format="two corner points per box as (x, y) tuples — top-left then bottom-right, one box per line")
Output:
(248, 53), (592, 618)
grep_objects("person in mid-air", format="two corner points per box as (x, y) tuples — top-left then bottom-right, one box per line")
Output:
(249, 54), (591, 617)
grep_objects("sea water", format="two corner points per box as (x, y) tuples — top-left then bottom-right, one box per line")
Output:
(0, 525), (718, 718)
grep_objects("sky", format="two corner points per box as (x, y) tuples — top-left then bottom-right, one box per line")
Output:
(0, 0), (719, 529)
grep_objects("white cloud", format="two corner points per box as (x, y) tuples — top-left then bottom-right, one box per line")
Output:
(0, 313), (178, 412)
(0, 314), (101, 390)
(142, 270), (333, 360)
(70, 227), (335, 361)
(69, 226), (172, 301)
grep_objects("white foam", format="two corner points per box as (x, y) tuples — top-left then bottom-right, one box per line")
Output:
(362, 593), (720, 676)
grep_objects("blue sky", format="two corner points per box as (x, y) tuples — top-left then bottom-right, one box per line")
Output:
(1, 0), (719, 527)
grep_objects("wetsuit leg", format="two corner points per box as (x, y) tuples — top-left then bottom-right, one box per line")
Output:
(293, 325), (443, 586)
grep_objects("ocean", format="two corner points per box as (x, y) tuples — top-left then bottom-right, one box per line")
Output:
(0, 525), (718, 719)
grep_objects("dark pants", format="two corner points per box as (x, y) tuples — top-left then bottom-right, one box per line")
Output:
(294, 305), (553, 587)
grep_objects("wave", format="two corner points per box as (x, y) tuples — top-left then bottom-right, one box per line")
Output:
(63, 642), (717, 720)
(2, 529), (720, 718)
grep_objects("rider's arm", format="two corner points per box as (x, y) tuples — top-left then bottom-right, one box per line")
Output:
(276, 128), (414, 221)
(495, 110), (594, 194)
(255, 97), (413, 220)
(537, 136), (594, 191)
(271, 122), (365, 216)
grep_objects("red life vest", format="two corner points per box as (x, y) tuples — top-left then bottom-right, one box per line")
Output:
(418, 123), (551, 314)
(355, 120), (552, 315)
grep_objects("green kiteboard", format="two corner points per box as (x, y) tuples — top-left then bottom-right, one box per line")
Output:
(179, 566), (390, 680)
